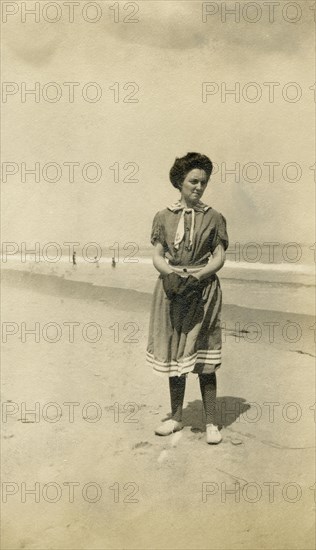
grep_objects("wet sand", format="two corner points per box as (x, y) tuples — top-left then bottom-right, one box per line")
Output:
(1, 270), (315, 549)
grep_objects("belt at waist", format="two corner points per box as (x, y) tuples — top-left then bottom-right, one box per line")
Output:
(169, 265), (204, 274)
(168, 263), (211, 279)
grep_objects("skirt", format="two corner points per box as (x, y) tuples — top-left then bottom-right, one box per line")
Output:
(146, 265), (223, 377)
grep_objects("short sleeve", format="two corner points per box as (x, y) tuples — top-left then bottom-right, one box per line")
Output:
(150, 211), (165, 246)
(212, 213), (229, 252)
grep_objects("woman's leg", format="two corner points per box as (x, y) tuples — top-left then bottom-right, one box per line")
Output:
(169, 375), (186, 422)
(199, 373), (217, 425)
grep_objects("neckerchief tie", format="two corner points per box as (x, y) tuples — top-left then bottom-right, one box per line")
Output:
(167, 200), (211, 251)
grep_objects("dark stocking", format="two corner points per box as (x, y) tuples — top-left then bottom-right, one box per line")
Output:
(169, 375), (186, 422)
(199, 373), (217, 424)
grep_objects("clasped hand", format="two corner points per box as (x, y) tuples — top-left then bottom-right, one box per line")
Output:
(162, 272), (202, 301)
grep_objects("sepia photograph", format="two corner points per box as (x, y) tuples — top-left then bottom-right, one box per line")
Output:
(1, 1), (315, 549)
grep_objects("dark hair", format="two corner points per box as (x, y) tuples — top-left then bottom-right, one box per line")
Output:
(169, 152), (213, 190)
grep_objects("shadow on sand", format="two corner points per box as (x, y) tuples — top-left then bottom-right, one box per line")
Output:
(164, 396), (250, 432)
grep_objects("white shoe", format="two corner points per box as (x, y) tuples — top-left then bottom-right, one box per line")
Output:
(155, 419), (183, 436)
(206, 424), (222, 444)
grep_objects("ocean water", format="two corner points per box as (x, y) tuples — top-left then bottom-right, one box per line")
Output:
(2, 251), (315, 316)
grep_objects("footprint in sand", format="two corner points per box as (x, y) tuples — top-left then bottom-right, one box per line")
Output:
(132, 441), (152, 450)
(230, 438), (243, 445)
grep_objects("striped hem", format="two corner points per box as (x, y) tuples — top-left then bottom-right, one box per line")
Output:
(146, 350), (221, 376)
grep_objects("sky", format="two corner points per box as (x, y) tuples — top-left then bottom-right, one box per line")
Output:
(2, 0), (315, 248)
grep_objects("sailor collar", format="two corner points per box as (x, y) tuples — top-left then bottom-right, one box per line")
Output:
(167, 199), (211, 213)
(167, 200), (211, 250)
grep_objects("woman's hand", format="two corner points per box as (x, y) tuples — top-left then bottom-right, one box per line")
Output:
(162, 273), (200, 300)
(162, 272), (184, 300)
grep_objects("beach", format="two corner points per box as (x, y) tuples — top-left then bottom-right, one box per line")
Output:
(2, 0), (315, 545)
(1, 266), (315, 549)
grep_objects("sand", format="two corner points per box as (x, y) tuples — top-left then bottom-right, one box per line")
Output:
(1, 269), (315, 550)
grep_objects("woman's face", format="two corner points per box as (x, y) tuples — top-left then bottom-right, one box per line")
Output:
(180, 168), (209, 205)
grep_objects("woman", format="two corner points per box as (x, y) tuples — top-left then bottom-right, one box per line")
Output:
(146, 152), (229, 444)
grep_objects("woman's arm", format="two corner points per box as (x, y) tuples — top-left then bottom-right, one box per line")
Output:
(194, 244), (226, 282)
(152, 242), (174, 277)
